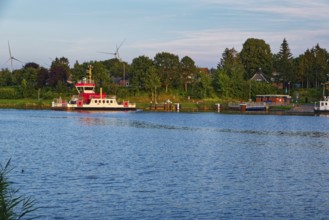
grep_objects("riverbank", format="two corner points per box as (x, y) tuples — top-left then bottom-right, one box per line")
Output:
(0, 99), (315, 115)
(0, 99), (51, 109)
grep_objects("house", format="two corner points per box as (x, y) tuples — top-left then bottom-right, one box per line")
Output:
(112, 77), (129, 87)
(197, 68), (210, 75)
(255, 94), (291, 104)
(250, 68), (269, 83)
(270, 72), (284, 89)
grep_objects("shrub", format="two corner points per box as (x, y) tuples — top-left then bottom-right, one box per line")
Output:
(0, 87), (22, 99)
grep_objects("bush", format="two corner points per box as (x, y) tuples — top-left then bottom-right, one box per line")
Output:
(0, 87), (22, 99)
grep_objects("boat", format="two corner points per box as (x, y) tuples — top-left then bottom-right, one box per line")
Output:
(314, 97), (329, 114)
(51, 65), (136, 111)
(229, 102), (268, 111)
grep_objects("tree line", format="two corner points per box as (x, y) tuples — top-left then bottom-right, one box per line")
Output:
(0, 38), (328, 101)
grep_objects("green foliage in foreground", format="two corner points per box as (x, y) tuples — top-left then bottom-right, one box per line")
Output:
(0, 159), (38, 220)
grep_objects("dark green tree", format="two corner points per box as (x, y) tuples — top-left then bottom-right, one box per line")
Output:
(154, 52), (180, 93)
(240, 38), (273, 79)
(299, 45), (329, 88)
(11, 69), (24, 86)
(130, 56), (154, 92)
(180, 56), (196, 92)
(213, 69), (232, 97)
(0, 69), (12, 86)
(312, 44), (329, 88)
(23, 62), (39, 70)
(144, 66), (161, 103)
(101, 58), (124, 78)
(71, 61), (88, 83)
(273, 38), (294, 83)
(192, 70), (214, 98)
(36, 67), (49, 88)
(47, 57), (70, 88)
(218, 48), (244, 78)
(90, 61), (111, 90)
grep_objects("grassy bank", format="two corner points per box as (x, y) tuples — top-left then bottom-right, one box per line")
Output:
(0, 97), (296, 112)
(0, 98), (225, 112)
(0, 99), (52, 109)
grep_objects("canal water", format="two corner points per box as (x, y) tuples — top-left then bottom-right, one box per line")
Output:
(1, 109), (329, 219)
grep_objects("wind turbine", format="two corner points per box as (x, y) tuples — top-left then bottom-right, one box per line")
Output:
(6, 41), (23, 71)
(98, 40), (127, 87)
(98, 40), (125, 60)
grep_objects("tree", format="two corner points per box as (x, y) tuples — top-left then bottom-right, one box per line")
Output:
(192, 70), (214, 98)
(218, 48), (245, 81)
(273, 38), (294, 83)
(213, 69), (232, 97)
(130, 56), (154, 92)
(23, 62), (39, 70)
(101, 58), (124, 78)
(47, 57), (70, 87)
(218, 48), (244, 76)
(312, 44), (329, 88)
(154, 52), (180, 93)
(0, 69), (12, 86)
(144, 66), (161, 103)
(71, 61), (87, 83)
(300, 45), (329, 88)
(22, 67), (38, 89)
(180, 56), (196, 92)
(36, 67), (49, 88)
(91, 61), (111, 90)
(240, 38), (273, 79)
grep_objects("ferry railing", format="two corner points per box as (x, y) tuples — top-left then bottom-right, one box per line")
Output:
(77, 78), (95, 84)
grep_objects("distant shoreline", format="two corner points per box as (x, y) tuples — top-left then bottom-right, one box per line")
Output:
(0, 99), (316, 116)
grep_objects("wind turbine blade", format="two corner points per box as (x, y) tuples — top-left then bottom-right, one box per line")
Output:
(8, 41), (12, 58)
(116, 39), (125, 60)
(12, 57), (23, 63)
(97, 51), (116, 55)
(117, 39), (125, 50)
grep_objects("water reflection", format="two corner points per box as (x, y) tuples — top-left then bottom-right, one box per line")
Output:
(77, 115), (329, 140)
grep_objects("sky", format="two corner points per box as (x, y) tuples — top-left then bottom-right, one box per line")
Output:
(0, 0), (328, 70)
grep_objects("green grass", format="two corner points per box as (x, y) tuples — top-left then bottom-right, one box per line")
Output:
(0, 99), (52, 109)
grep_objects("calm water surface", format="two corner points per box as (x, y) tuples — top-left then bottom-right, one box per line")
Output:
(1, 109), (329, 219)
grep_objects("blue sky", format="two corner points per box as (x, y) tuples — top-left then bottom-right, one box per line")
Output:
(0, 0), (328, 69)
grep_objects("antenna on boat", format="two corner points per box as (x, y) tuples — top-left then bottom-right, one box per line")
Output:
(88, 65), (93, 81)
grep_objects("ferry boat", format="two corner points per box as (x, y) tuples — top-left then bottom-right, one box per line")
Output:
(314, 97), (329, 114)
(52, 65), (136, 111)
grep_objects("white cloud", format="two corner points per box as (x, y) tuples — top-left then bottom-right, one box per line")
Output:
(133, 27), (329, 68)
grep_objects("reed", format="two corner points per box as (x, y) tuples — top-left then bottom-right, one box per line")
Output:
(0, 159), (38, 220)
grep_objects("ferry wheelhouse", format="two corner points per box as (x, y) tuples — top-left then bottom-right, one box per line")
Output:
(314, 97), (329, 114)
(52, 66), (136, 111)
